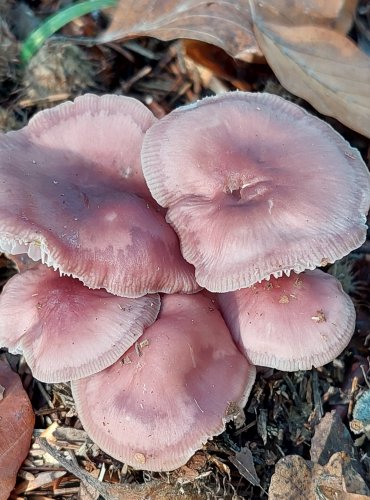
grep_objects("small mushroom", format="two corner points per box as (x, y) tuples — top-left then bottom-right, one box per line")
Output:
(0, 94), (198, 297)
(217, 269), (355, 371)
(141, 92), (370, 292)
(72, 292), (256, 471)
(0, 265), (160, 382)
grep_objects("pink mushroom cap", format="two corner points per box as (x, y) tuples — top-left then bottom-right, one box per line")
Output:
(141, 92), (370, 292)
(72, 292), (256, 471)
(0, 265), (160, 382)
(0, 94), (198, 297)
(217, 269), (356, 371)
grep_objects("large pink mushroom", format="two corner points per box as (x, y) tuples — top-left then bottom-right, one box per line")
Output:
(141, 92), (370, 292)
(0, 265), (160, 382)
(0, 94), (198, 297)
(72, 292), (256, 471)
(217, 269), (356, 371)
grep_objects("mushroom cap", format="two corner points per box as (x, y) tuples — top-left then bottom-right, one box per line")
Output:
(0, 94), (198, 296)
(25, 93), (155, 200)
(0, 265), (160, 382)
(141, 92), (370, 292)
(217, 269), (356, 371)
(72, 292), (256, 471)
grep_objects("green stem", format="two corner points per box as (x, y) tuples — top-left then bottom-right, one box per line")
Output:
(20, 0), (117, 63)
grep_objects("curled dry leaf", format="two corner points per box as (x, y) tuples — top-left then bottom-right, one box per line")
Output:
(0, 359), (34, 500)
(252, 3), (370, 137)
(101, 0), (355, 62)
(99, 0), (259, 61)
(100, 0), (368, 135)
(183, 40), (253, 88)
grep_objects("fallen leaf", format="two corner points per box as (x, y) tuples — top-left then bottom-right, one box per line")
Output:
(101, 0), (356, 62)
(99, 0), (259, 61)
(184, 40), (243, 81)
(252, 3), (370, 137)
(269, 455), (312, 499)
(269, 452), (370, 500)
(229, 446), (260, 487)
(183, 40), (258, 89)
(356, 0), (370, 56)
(255, 0), (357, 33)
(99, 0), (368, 136)
(0, 358), (34, 500)
(310, 411), (355, 465)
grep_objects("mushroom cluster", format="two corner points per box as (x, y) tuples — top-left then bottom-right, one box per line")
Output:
(0, 91), (368, 471)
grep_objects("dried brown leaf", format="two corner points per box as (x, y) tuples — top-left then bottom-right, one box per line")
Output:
(0, 359), (34, 500)
(269, 455), (313, 500)
(101, 0), (356, 65)
(255, 0), (357, 33)
(310, 411), (354, 465)
(184, 40), (241, 81)
(252, 4), (370, 137)
(269, 452), (370, 500)
(99, 0), (259, 61)
(229, 446), (260, 487)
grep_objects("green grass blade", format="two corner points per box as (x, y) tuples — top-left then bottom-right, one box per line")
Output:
(21, 0), (117, 63)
